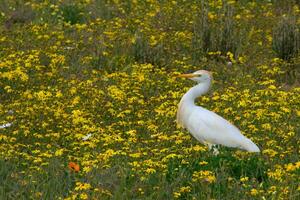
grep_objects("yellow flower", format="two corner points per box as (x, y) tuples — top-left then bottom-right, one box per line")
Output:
(192, 170), (216, 183)
(235, 14), (241, 20)
(208, 12), (217, 20)
(227, 51), (236, 63)
(179, 186), (191, 193)
(145, 168), (156, 174)
(79, 193), (88, 200)
(4, 86), (13, 93)
(192, 145), (206, 152)
(238, 56), (245, 63)
(75, 182), (92, 191)
(263, 149), (278, 158)
(285, 161), (300, 171)
(250, 188), (259, 196)
(173, 192), (181, 198)
(107, 85), (126, 100)
(54, 149), (64, 156)
(267, 167), (284, 182)
(199, 161), (208, 166)
(149, 35), (158, 46)
(55, 90), (63, 98)
(35, 90), (52, 101)
(240, 177), (249, 182)
(261, 123), (272, 131)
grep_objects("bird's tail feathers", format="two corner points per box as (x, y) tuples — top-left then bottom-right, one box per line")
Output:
(243, 138), (260, 152)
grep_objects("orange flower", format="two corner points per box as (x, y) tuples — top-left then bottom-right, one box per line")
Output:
(68, 162), (80, 172)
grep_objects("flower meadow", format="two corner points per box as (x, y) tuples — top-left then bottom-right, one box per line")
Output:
(0, 0), (299, 199)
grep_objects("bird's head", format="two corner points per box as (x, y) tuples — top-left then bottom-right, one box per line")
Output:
(177, 70), (212, 83)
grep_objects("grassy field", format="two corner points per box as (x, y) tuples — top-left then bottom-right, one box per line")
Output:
(0, 0), (299, 199)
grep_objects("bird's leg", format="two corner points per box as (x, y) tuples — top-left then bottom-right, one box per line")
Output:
(207, 143), (219, 155)
(212, 146), (219, 155)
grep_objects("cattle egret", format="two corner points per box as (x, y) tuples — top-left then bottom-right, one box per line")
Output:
(176, 70), (260, 153)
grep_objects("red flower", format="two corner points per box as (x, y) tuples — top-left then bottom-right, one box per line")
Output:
(68, 162), (80, 172)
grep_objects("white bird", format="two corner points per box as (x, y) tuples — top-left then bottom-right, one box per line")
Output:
(176, 70), (260, 153)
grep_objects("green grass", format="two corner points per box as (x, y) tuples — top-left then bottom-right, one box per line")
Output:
(0, 0), (299, 199)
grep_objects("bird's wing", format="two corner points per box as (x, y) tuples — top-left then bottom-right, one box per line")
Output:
(188, 106), (245, 147)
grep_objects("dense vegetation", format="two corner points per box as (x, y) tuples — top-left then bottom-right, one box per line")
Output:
(0, 0), (299, 199)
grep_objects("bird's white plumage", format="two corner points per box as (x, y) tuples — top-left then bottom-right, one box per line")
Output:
(177, 70), (260, 152)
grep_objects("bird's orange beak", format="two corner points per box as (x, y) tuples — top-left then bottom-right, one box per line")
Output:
(176, 73), (198, 78)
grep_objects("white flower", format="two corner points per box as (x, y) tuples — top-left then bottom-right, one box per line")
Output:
(0, 122), (12, 129)
(64, 46), (75, 50)
(82, 133), (92, 141)
(8, 110), (14, 115)
(227, 61), (233, 67)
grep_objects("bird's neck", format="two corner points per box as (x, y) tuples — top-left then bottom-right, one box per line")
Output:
(177, 80), (212, 128)
(181, 81), (211, 104)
